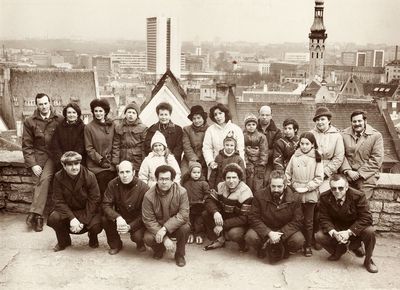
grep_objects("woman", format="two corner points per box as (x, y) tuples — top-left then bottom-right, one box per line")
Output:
(51, 102), (86, 171)
(181, 105), (209, 177)
(202, 163), (253, 252)
(84, 98), (116, 196)
(202, 103), (245, 174)
(111, 102), (147, 174)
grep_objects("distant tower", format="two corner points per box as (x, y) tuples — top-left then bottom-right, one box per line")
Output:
(308, 0), (327, 81)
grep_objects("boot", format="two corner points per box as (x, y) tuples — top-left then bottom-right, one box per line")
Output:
(88, 233), (99, 248)
(34, 216), (44, 232)
(26, 213), (36, 228)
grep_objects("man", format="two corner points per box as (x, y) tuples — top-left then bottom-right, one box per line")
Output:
(102, 160), (149, 255)
(245, 170), (305, 263)
(273, 118), (300, 171)
(47, 151), (102, 252)
(341, 110), (384, 199)
(144, 102), (183, 164)
(22, 93), (63, 232)
(142, 165), (190, 267)
(257, 105), (282, 181)
(315, 174), (378, 273)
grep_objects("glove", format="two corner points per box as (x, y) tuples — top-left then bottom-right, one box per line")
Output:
(70, 218), (83, 233)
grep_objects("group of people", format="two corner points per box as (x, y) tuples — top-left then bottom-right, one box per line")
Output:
(21, 93), (383, 272)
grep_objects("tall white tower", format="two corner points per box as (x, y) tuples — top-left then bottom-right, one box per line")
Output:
(146, 16), (181, 79)
(308, 0), (327, 81)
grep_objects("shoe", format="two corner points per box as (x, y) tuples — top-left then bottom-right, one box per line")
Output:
(352, 247), (365, 258)
(153, 249), (165, 260)
(26, 213), (36, 228)
(53, 243), (70, 252)
(175, 255), (186, 267)
(187, 234), (194, 244)
(195, 235), (203, 245)
(108, 245), (122, 255)
(364, 258), (378, 273)
(257, 247), (267, 259)
(203, 239), (225, 251)
(88, 233), (99, 248)
(136, 242), (146, 252)
(34, 216), (44, 232)
(328, 244), (347, 261)
(304, 246), (313, 257)
(238, 240), (249, 253)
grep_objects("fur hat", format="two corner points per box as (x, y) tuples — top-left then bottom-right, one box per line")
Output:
(244, 113), (258, 126)
(124, 102), (140, 114)
(60, 151), (82, 164)
(313, 106), (332, 122)
(151, 131), (167, 148)
(188, 161), (202, 173)
(90, 98), (110, 115)
(188, 105), (207, 121)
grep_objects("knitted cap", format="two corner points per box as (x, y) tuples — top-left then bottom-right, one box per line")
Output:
(151, 131), (167, 148)
(244, 113), (258, 126)
(189, 161), (202, 173)
(313, 106), (332, 122)
(124, 102), (140, 114)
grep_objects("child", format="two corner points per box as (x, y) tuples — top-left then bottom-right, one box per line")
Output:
(209, 133), (246, 190)
(273, 118), (299, 171)
(181, 161), (210, 245)
(138, 130), (181, 188)
(243, 114), (268, 193)
(285, 132), (324, 257)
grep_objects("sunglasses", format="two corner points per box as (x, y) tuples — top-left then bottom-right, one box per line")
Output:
(331, 186), (345, 191)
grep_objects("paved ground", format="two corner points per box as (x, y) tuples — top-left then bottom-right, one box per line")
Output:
(1, 213), (400, 290)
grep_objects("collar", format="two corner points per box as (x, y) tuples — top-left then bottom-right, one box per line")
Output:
(40, 111), (51, 120)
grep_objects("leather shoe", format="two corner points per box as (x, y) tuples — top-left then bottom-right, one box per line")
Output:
(108, 246), (122, 255)
(364, 258), (378, 273)
(88, 233), (99, 248)
(238, 240), (249, 253)
(152, 250), (165, 260)
(175, 255), (186, 267)
(352, 247), (365, 258)
(26, 213), (36, 228)
(34, 216), (44, 232)
(328, 244), (347, 261)
(136, 242), (146, 252)
(53, 243), (70, 252)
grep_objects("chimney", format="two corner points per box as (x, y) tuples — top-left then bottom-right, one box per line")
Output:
(395, 45), (398, 61)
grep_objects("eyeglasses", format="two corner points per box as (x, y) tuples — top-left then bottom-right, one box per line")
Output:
(158, 177), (171, 182)
(331, 186), (345, 191)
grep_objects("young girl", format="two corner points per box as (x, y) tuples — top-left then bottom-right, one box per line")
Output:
(181, 161), (210, 245)
(285, 132), (324, 257)
(138, 130), (181, 188)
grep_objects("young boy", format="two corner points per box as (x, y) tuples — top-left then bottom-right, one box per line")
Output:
(243, 114), (268, 192)
(273, 118), (299, 171)
(209, 133), (246, 190)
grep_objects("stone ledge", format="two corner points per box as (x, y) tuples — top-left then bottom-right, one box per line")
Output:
(377, 173), (400, 190)
(0, 151), (25, 167)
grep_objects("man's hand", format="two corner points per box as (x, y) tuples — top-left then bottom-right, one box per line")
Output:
(337, 230), (351, 243)
(346, 170), (360, 181)
(332, 230), (346, 244)
(116, 216), (130, 234)
(213, 212), (223, 226)
(163, 237), (175, 252)
(70, 218), (83, 233)
(210, 161), (218, 170)
(213, 225), (223, 236)
(31, 165), (43, 177)
(268, 231), (283, 244)
(156, 227), (167, 243)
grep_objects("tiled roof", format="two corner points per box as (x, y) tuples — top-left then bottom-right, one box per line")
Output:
(151, 69), (187, 99)
(363, 83), (397, 99)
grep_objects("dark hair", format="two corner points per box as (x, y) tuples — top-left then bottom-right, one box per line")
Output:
(350, 110), (367, 121)
(269, 169), (287, 183)
(298, 132), (321, 163)
(329, 173), (348, 184)
(156, 102), (173, 114)
(155, 165), (176, 180)
(62, 102), (82, 118)
(90, 98), (110, 117)
(282, 118), (299, 133)
(35, 93), (50, 104)
(222, 163), (244, 181)
(209, 103), (231, 123)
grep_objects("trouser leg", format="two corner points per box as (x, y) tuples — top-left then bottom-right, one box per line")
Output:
(357, 226), (376, 261)
(143, 231), (165, 254)
(101, 216), (122, 249)
(130, 227), (145, 246)
(47, 211), (71, 247)
(225, 227), (246, 244)
(284, 231), (305, 253)
(30, 159), (55, 215)
(95, 170), (116, 200)
(172, 223), (190, 257)
(302, 203), (316, 247)
(244, 228), (262, 250)
(202, 210), (218, 240)
(315, 230), (337, 255)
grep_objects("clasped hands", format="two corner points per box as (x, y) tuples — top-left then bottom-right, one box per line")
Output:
(346, 170), (360, 182)
(268, 231), (283, 244)
(70, 218), (84, 233)
(213, 212), (224, 235)
(332, 229), (352, 244)
(155, 227), (175, 252)
(116, 216), (131, 234)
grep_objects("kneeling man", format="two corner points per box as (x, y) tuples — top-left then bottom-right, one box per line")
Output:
(47, 151), (102, 251)
(315, 174), (378, 273)
(245, 170), (305, 263)
(102, 160), (150, 255)
(142, 165), (190, 267)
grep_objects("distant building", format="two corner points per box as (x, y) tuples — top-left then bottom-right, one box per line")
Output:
(111, 51), (146, 74)
(78, 54), (92, 69)
(92, 56), (112, 85)
(56, 50), (77, 66)
(284, 52), (310, 63)
(50, 55), (64, 66)
(341, 52), (357, 66)
(31, 54), (50, 67)
(324, 64), (384, 84)
(146, 16), (181, 79)
(239, 61), (270, 74)
(385, 46), (400, 83)
(356, 50), (384, 67)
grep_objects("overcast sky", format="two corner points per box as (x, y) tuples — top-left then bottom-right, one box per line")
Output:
(1, 0), (399, 44)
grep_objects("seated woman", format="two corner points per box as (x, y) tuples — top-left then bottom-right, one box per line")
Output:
(202, 163), (253, 252)
(138, 130), (181, 188)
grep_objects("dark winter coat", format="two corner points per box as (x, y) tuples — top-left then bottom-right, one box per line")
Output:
(52, 166), (101, 229)
(182, 176), (210, 205)
(22, 109), (63, 168)
(244, 130), (268, 166)
(257, 119), (283, 165)
(102, 176), (149, 232)
(181, 123), (209, 174)
(50, 118), (86, 171)
(248, 186), (303, 241)
(144, 121), (183, 164)
(319, 187), (373, 236)
(111, 118), (147, 172)
(273, 135), (299, 170)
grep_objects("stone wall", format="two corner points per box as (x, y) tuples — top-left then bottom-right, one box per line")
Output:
(1, 150), (400, 232)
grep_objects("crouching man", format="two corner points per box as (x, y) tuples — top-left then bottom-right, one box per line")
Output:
(142, 165), (190, 267)
(102, 160), (149, 255)
(47, 151), (102, 251)
(245, 170), (305, 263)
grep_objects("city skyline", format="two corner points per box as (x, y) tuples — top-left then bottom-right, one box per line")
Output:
(1, 0), (399, 45)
